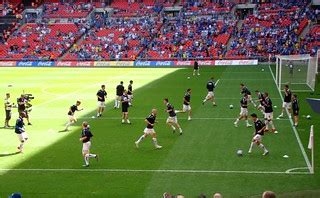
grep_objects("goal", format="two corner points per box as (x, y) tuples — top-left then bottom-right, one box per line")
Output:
(276, 54), (317, 92)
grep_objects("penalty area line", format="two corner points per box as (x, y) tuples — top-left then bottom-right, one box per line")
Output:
(0, 168), (311, 175)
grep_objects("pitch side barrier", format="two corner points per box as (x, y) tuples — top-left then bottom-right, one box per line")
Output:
(0, 60), (258, 67)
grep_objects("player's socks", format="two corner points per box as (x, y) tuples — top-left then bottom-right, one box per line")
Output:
(202, 99), (206, 104)
(259, 144), (269, 155)
(114, 100), (118, 108)
(248, 142), (254, 153)
(137, 135), (144, 143)
(88, 154), (97, 158)
(234, 119), (239, 127)
(188, 116), (191, 121)
(152, 138), (158, 146)
(127, 119), (131, 124)
(84, 155), (89, 166)
(179, 128), (183, 134)
(246, 120), (252, 127)
(171, 125), (176, 131)
(269, 121), (275, 129)
(65, 122), (72, 130)
(122, 119), (125, 123)
(152, 138), (162, 149)
(18, 143), (24, 151)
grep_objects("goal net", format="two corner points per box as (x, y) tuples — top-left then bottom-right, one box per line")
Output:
(276, 54), (317, 92)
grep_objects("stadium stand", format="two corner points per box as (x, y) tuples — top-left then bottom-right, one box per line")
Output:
(64, 16), (161, 61)
(0, 23), (82, 60)
(142, 17), (236, 59)
(0, 0), (318, 61)
(227, 1), (317, 60)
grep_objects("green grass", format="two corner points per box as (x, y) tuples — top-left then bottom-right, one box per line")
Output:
(0, 66), (319, 198)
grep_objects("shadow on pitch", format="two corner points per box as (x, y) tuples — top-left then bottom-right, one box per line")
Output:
(0, 152), (20, 157)
(0, 126), (14, 130)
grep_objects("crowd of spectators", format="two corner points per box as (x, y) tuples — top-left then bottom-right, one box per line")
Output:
(182, 0), (235, 16)
(110, 0), (169, 17)
(142, 16), (236, 59)
(43, 2), (93, 18)
(227, 3), (317, 59)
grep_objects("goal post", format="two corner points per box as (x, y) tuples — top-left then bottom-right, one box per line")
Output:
(276, 54), (317, 92)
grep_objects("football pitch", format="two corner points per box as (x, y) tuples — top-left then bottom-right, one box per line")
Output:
(0, 66), (319, 197)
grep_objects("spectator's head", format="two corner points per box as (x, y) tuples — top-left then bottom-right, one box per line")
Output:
(163, 192), (172, 198)
(262, 191), (276, 198)
(213, 193), (223, 198)
(163, 98), (169, 104)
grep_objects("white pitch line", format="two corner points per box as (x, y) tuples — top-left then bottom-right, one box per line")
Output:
(215, 79), (220, 86)
(29, 116), (290, 121)
(268, 65), (312, 173)
(0, 168), (311, 175)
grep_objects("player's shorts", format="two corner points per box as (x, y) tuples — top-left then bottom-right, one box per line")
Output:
(128, 94), (133, 100)
(206, 91), (214, 99)
(5, 110), (11, 120)
(97, 101), (105, 108)
(240, 107), (248, 116)
(17, 132), (28, 142)
(144, 128), (155, 135)
(293, 109), (299, 116)
(253, 134), (262, 142)
(264, 112), (273, 120)
(167, 116), (177, 124)
(122, 105), (128, 113)
(282, 102), (291, 109)
(82, 141), (91, 152)
(116, 95), (122, 100)
(183, 104), (191, 112)
(257, 104), (265, 110)
(68, 115), (76, 121)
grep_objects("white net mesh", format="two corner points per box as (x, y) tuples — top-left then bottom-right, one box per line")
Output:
(276, 54), (317, 92)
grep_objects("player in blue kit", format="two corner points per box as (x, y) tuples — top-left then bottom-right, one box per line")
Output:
(15, 112), (28, 153)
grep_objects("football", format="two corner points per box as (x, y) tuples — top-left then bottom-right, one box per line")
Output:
(236, 149), (243, 156)
(306, 115), (311, 119)
(229, 104), (234, 109)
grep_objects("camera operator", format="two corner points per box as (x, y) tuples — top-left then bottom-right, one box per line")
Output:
(17, 94), (32, 125)
(4, 93), (14, 128)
